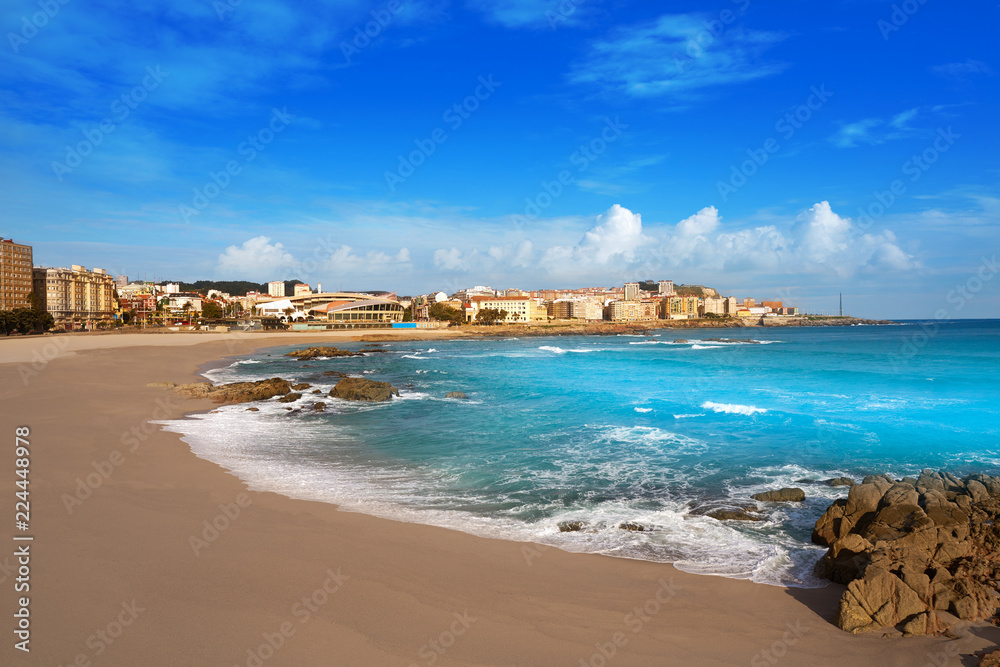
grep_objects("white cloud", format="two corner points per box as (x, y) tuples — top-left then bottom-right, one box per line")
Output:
(327, 246), (411, 276)
(570, 14), (785, 101)
(930, 59), (994, 78)
(541, 204), (648, 272)
(483, 202), (916, 285)
(217, 236), (298, 279)
(433, 247), (476, 272)
(467, 0), (584, 29)
(829, 108), (918, 148)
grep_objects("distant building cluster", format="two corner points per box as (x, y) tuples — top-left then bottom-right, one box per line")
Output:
(413, 281), (799, 325)
(0, 236), (801, 332)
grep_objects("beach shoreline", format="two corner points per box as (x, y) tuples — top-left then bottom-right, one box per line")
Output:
(2, 333), (995, 666)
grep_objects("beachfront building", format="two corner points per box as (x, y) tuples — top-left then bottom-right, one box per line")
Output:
(293, 283), (311, 296)
(311, 298), (405, 327)
(658, 280), (674, 296)
(267, 281), (286, 297)
(161, 293), (204, 315)
(725, 297), (739, 315)
(472, 296), (546, 323)
(1, 238), (34, 310)
(605, 300), (658, 322)
(624, 282), (641, 301)
(702, 297), (727, 316)
(32, 265), (116, 330)
(664, 296), (701, 320)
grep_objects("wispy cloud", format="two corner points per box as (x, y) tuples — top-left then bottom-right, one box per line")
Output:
(930, 59), (994, 78)
(569, 14), (785, 101)
(467, 0), (588, 29)
(828, 108), (919, 148)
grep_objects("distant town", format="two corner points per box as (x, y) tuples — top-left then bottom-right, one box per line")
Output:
(1, 236), (807, 333)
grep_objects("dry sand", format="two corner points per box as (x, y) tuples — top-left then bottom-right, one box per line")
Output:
(1, 331), (997, 666)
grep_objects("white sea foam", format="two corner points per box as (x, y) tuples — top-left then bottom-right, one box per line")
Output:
(702, 401), (767, 416)
(403, 354), (429, 360)
(673, 413), (705, 419)
(538, 346), (602, 354)
(634, 407), (652, 413)
(691, 344), (723, 350)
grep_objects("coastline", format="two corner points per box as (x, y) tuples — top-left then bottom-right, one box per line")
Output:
(2, 333), (995, 666)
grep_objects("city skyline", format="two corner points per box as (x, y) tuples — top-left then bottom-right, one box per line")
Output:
(2, 1), (997, 319)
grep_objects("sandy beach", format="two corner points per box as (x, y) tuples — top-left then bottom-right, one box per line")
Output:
(2, 332), (997, 666)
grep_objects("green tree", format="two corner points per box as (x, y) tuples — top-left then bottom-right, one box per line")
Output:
(475, 308), (509, 325)
(202, 302), (223, 319)
(428, 302), (464, 325)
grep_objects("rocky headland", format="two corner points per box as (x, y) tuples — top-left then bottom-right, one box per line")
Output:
(811, 470), (1000, 637)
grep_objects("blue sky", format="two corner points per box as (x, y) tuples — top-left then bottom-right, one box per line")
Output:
(1, 0), (997, 317)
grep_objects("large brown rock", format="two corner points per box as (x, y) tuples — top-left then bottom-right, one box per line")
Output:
(814, 470), (1000, 636)
(152, 378), (294, 404)
(751, 487), (805, 502)
(286, 347), (362, 360)
(329, 377), (400, 402)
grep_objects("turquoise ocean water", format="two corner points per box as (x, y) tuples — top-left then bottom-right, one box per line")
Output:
(160, 320), (1000, 587)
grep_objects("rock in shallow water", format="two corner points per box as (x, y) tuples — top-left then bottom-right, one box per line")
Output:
(445, 391), (469, 399)
(751, 487), (805, 502)
(706, 509), (764, 522)
(618, 521), (647, 532)
(329, 377), (399, 402)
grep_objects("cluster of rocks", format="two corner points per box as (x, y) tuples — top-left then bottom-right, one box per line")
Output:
(148, 378), (294, 404)
(150, 375), (405, 405)
(811, 470), (1000, 636)
(556, 520), (651, 533)
(286, 347), (363, 360)
(328, 377), (399, 402)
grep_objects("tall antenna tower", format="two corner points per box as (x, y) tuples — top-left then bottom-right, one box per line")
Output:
(839, 292), (843, 317)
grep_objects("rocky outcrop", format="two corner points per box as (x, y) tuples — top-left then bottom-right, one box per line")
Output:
(558, 521), (587, 532)
(813, 470), (1000, 636)
(445, 391), (469, 399)
(149, 378), (293, 404)
(278, 392), (302, 403)
(980, 649), (1000, 667)
(329, 377), (399, 402)
(291, 383), (311, 391)
(752, 488), (805, 502)
(619, 522), (647, 532)
(312, 402), (326, 412)
(826, 477), (856, 487)
(286, 347), (362, 360)
(707, 509), (764, 521)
